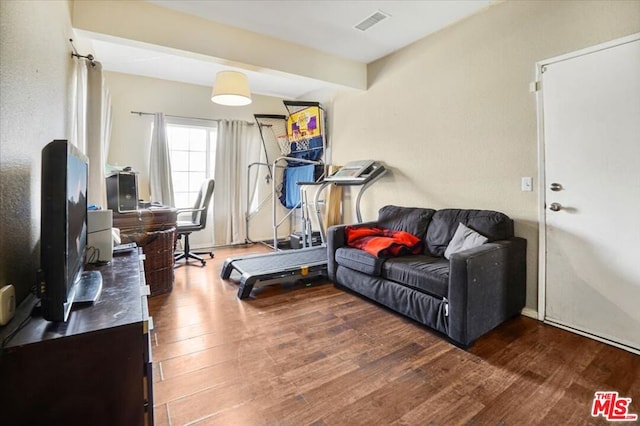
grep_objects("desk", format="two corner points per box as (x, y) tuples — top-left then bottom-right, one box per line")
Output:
(113, 207), (177, 234)
(114, 208), (177, 296)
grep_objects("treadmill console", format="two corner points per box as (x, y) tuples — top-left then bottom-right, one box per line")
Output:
(325, 160), (385, 183)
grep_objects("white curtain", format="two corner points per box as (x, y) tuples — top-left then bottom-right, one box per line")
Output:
(102, 85), (112, 176)
(213, 120), (261, 245)
(72, 59), (110, 208)
(71, 60), (87, 152)
(149, 113), (175, 207)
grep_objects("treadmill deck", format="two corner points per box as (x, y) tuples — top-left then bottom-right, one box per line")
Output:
(221, 246), (328, 299)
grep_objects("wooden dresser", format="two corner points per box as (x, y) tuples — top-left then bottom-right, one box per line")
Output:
(0, 250), (154, 426)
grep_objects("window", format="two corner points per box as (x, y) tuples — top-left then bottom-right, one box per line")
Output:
(166, 120), (217, 208)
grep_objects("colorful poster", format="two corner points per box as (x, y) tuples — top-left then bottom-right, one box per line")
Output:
(287, 106), (322, 142)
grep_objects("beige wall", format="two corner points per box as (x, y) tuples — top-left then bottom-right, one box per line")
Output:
(330, 0), (640, 311)
(105, 71), (288, 242)
(106, 71), (288, 199)
(0, 0), (75, 303)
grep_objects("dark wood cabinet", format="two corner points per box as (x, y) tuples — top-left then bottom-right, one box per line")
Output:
(0, 250), (153, 426)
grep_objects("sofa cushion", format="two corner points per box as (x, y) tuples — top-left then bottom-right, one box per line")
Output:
(444, 222), (489, 260)
(335, 247), (385, 276)
(426, 209), (513, 257)
(377, 205), (436, 239)
(382, 255), (449, 298)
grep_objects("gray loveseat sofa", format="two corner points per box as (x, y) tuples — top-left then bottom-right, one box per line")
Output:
(327, 205), (527, 347)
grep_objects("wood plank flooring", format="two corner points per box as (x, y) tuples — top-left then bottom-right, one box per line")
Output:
(149, 245), (640, 425)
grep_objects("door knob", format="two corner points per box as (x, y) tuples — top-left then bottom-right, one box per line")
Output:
(549, 202), (562, 212)
(550, 183), (563, 191)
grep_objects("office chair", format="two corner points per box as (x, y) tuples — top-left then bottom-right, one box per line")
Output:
(174, 179), (215, 266)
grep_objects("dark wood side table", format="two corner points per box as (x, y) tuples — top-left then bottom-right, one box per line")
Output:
(0, 250), (154, 426)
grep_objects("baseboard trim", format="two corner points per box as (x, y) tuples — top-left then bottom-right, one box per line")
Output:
(544, 319), (640, 356)
(521, 307), (539, 320)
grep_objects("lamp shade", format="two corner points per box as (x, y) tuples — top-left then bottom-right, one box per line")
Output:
(211, 71), (252, 106)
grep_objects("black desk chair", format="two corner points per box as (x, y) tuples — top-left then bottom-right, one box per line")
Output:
(174, 179), (215, 266)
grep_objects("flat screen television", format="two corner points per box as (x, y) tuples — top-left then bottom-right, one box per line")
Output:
(39, 140), (102, 322)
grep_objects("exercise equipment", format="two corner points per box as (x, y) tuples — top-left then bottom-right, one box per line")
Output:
(221, 161), (387, 299)
(221, 246), (327, 299)
(247, 102), (327, 246)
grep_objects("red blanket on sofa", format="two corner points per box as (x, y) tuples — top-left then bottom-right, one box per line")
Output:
(345, 226), (422, 258)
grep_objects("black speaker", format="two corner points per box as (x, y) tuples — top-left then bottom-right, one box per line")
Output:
(106, 172), (138, 212)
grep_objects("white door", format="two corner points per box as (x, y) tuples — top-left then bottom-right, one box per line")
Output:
(540, 35), (640, 353)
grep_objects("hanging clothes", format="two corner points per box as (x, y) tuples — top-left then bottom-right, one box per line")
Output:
(279, 164), (315, 209)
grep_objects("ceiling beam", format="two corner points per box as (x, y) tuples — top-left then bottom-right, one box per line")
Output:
(72, 0), (366, 90)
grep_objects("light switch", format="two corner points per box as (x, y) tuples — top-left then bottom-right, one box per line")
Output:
(521, 177), (533, 192)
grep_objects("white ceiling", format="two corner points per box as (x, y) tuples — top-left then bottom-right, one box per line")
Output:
(88, 37), (347, 99)
(83, 0), (493, 99)
(146, 0), (492, 63)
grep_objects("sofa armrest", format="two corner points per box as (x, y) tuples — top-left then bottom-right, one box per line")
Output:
(447, 237), (527, 346)
(326, 221), (378, 281)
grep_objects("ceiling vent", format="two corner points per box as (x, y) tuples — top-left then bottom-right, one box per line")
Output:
(354, 10), (390, 32)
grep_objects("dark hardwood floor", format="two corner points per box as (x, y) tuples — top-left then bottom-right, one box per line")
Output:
(149, 245), (639, 425)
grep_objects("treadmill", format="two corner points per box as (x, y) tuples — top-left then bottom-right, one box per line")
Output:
(221, 161), (386, 299)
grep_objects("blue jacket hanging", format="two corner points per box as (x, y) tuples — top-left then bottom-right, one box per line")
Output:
(279, 164), (315, 209)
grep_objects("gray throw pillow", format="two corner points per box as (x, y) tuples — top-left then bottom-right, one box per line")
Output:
(444, 222), (488, 260)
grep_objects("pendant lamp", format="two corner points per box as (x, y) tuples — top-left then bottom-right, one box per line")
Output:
(211, 71), (252, 106)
